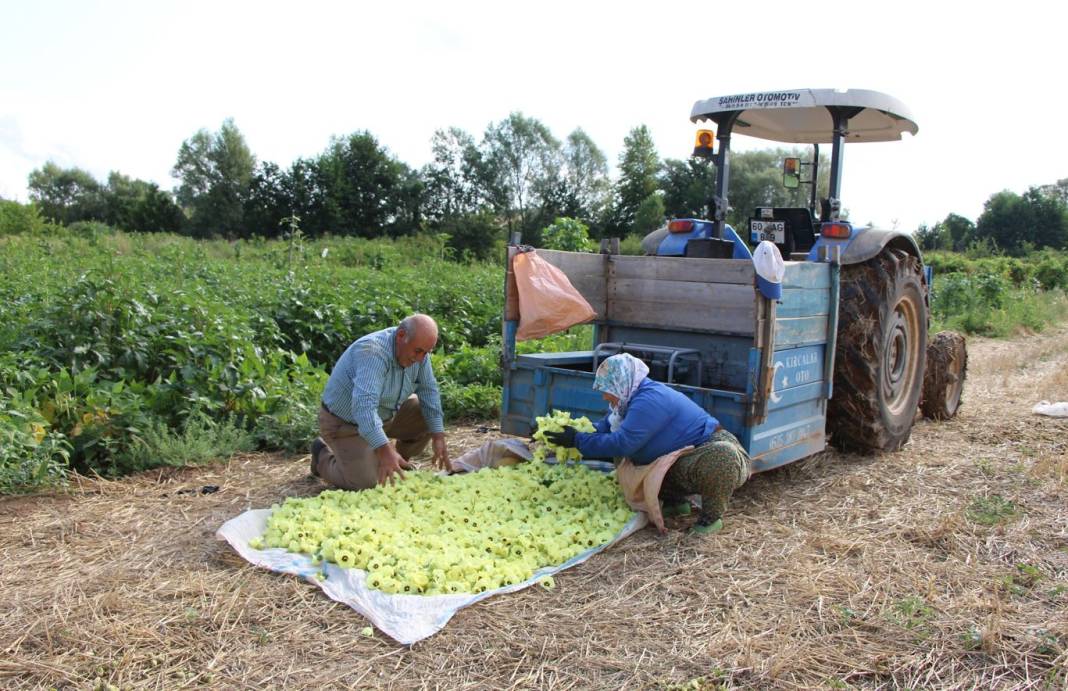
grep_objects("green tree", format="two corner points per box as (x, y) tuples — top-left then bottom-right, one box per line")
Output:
(559, 129), (610, 228)
(660, 157), (716, 220)
(1022, 186), (1068, 250)
(632, 192), (665, 236)
(103, 172), (183, 233)
(937, 213), (976, 252)
(27, 162), (107, 224)
(613, 125), (661, 233)
(482, 113), (563, 238)
(284, 157), (324, 236)
(422, 127), (483, 222)
(172, 118), (256, 238)
(975, 191), (1026, 254)
(975, 187), (1067, 254)
(723, 148), (825, 227)
(1038, 177), (1068, 205)
(310, 131), (414, 237)
(436, 210), (502, 261)
(391, 166), (424, 236)
(243, 161), (291, 238)
(913, 223), (942, 251)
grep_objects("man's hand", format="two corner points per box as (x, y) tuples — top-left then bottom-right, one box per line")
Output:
(374, 443), (411, 486)
(431, 432), (452, 472)
(543, 426), (577, 448)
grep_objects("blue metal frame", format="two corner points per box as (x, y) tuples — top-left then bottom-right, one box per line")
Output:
(807, 224), (925, 266)
(656, 220), (753, 259)
(807, 225), (851, 261)
(500, 252), (838, 475)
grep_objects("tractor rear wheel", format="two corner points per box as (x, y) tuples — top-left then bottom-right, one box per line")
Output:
(829, 248), (927, 452)
(921, 331), (968, 420)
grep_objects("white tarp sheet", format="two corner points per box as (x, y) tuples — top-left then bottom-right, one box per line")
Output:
(216, 439), (647, 645)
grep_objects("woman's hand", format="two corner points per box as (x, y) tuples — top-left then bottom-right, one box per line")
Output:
(543, 426), (577, 448)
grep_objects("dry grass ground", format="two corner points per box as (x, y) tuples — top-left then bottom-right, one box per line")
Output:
(2, 328), (1066, 690)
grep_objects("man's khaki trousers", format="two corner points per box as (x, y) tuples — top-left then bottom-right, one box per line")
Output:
(315, 395), (431, 490)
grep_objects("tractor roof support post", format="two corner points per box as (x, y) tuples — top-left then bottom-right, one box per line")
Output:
(710, 112), (740, 239)
(809, 143), (820, 218)
(824, 106), (863, 221)
(827, 109), (846, 202)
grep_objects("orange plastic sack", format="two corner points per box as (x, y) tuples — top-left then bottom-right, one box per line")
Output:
(513, 250), (596, 341)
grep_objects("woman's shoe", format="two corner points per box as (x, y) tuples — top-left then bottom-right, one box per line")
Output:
(690, 517), (723, 535)
(662, 501), (692, 518)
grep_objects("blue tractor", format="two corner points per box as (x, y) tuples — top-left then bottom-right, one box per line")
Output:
(500, 89), (967, 470)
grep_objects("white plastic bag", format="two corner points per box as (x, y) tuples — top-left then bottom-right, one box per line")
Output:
(1032, 401), (1068, 418)
(450, 437), (533, 472)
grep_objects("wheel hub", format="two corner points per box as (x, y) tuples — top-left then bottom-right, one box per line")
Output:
(882, 298), (922, 416)
(944, 346), (965, 408)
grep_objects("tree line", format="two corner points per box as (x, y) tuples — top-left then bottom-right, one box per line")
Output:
(21, 115), (817, 257)
(19, 113), (1068, 257)
(915, 180), (1068, 255)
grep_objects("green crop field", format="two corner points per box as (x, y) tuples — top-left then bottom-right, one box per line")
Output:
(2, 224), (1066, 494)
(0, 227), (519, 492)
(924, 249), (1068, 336)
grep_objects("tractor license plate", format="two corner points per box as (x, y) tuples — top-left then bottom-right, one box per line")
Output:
(750, 220), (785, 244)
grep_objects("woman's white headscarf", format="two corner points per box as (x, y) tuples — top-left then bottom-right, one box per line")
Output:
(593, 353), (650, 431)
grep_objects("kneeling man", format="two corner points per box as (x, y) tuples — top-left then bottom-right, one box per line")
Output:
(312, 313), (451, 489)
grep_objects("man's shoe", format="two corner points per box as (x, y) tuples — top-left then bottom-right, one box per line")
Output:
(310, 438), (326, 478)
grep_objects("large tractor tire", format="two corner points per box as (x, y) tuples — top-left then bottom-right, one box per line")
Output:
(921, 331), (968, 420)
(829, 248), (928, 452)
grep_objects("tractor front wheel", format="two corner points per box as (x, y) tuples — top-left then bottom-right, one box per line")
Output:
(921, 331), (968, 420)
(829, 248), (928, 452)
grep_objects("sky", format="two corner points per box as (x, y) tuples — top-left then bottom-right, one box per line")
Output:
(2, 0), (1065, 232)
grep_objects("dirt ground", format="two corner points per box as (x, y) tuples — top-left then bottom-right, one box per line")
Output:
(1, 327), (1066, 690)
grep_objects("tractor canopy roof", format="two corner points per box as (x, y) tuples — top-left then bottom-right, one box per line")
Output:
(690, 89), (917, 144)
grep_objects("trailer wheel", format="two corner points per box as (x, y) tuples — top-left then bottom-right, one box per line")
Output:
(921, 331), (967, 420)
(829, 248), (928, 452)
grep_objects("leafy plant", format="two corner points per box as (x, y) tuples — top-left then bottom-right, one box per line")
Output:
(967, 494), (1017, 526)
(888, 596), (935, 630)
(1034, 629), (1062, 657)
(0, 392), (71, 493)
(834, 604), (859, 624)
(999, 562), (1044, 597)
(961, 627), (984, 651)
(124, 409), (254, 469)
(438, 341), (502, 387)
(440, 381), (501, 421)
(0, 199), (49, 235)
(931, 270), (1068, 336)
(540, 217), (593, 252)
(1034, 257), (1068, 290)
(617, 233), (646, 256)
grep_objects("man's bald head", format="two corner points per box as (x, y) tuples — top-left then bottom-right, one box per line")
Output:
(399, 314), (438, 344)
(395, 314), (438, 367)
